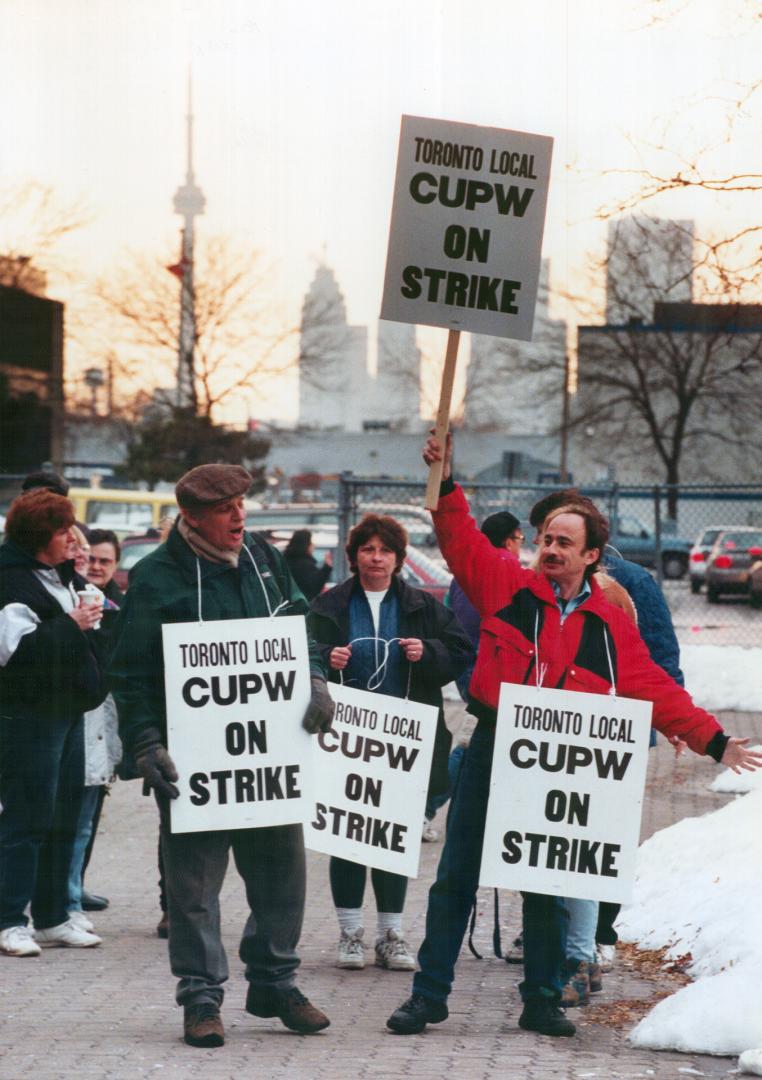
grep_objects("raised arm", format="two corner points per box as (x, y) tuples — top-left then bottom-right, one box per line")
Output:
(423, 432), (527, 616)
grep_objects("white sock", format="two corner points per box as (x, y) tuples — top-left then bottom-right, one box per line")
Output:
(376, 912), (403, 941)
(336, 908), (363, 935)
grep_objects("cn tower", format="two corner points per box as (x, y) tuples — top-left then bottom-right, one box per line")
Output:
(172, 72), (206, 410)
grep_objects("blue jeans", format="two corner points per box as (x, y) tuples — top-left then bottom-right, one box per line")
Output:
(0, 711), (85, 931)
(425, 744), (466, 821)
(413, 721), (568, 1005)
(67, 785), (102, 911)
(564, 898), (597, 964)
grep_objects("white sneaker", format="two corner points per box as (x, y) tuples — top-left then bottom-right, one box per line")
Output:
(35, 920), (102, 948)
(422, 818), (439, 843)
(67, 910), (95, 932)
(596, 944), (616, 972)
(336, 927), (365, 969)
(0, 925), (42, 957)
(375, 929), (416, 971)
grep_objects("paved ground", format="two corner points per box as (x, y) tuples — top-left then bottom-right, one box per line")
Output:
(2, 706), (760, 1080)
(664, 580), (762, 648)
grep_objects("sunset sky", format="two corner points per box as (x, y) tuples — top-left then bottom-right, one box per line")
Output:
(1, 0), (759, 421)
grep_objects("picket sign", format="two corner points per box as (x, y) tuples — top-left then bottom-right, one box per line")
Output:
(379, 114), (554, 508)
(479, 683), (652, 903)
(305, 683), (438, 877)
(162, 616), (313, 833)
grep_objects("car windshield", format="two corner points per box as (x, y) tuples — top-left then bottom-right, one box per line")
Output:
(719, 531), (762, 550)
(699, 529), (722, 546)
(119, 541), (159, 570)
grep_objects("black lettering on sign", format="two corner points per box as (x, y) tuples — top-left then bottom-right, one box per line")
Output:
(225, 720), (268, 756)
(508, 739), (632, 780)
(499, 830), (621, 877)
(345, 773), (383, 807)
(316, 804), (408, 854)
(189, 773), (210, 805)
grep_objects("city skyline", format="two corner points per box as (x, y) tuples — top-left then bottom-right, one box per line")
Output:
(2, 0), (760, 424)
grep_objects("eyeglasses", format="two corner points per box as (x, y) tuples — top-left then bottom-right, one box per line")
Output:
(511, 532), (525, 543)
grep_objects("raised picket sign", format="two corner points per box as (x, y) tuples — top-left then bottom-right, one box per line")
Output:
(305, 683), (438, 877)
(381, 114), (553, 341)
(162, 615), (313, 833)
(479, 683), (652, 903)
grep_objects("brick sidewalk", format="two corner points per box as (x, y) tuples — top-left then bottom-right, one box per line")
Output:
(2, 706), (758, 1080)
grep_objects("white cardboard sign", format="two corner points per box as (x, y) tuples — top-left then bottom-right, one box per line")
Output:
(305, 683), (438, 877)
(381, 114), (553, 340)
(162, 616), (312, 833)
(479, 684), (652, 903)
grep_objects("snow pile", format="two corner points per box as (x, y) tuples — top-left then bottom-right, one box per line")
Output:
(740, 1048), (762, 1076)
(618, 787), (762, 1056)
(710, 747), (762, 794)
(681, 645), (762, 712)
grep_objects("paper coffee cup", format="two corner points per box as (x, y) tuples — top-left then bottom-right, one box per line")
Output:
(77, 590), (101, 607)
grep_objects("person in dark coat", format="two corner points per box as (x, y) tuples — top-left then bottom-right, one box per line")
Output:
(86, 528), (125, 609)
(283, 529), (333, 601)
(0, 489), (107, 957)
(70, 527), (126, 916)
(109, 464), (334, 1048)
(308, 513), (473, 974)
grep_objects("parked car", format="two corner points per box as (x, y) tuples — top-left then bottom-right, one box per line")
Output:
(246, 502), (338, 532)
(113, 532), (164, 592)
(748, 560), (762, 609)
(705, 527), (762, 603)
(688, 526), (727, 594)
(609, 514), (691, 580)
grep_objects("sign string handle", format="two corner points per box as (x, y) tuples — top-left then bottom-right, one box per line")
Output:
(603, 625), (617, 696)
(241, 546), (290, 619)
(195, 560), (204, 623)
(533, 611), (548, 688)
(338, 635), (413, 699)
(193, 549), (290, 623)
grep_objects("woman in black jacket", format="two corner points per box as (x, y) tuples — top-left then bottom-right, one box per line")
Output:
(0, 489), (107, 956)
(284, 529), (333, 601)
(308, 514), (472, 973)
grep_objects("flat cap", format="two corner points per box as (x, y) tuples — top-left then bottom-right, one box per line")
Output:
(175, 464), (253, 509)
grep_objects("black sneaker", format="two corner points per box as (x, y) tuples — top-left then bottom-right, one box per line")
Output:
(246, 985), (330, 1033)
(519, 998), (576, 1037)
(386, 993), (449, 1035)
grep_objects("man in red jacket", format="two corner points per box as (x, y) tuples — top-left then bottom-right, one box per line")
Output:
(387, 433), (761, 1039)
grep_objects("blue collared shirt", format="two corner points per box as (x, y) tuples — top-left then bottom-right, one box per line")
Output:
(551, 577), (591, 624)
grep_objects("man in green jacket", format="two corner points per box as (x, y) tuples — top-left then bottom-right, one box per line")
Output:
(110, 464), (333, 1048)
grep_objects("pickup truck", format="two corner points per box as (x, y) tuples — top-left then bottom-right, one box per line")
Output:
(608, 514), (691, 580)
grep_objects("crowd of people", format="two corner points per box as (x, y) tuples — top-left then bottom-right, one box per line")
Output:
(1, 449), (760, 1051)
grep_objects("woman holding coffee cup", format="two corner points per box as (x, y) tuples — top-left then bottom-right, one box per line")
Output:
(0, 489), (108, 956)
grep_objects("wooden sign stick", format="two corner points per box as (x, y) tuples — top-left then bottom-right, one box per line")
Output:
(424, 329), (461, 510)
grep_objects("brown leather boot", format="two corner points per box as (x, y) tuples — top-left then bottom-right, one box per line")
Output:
(183, 1004), (225, 1047)
(561, 961), (591, 1007)
(246, 985), (330, 1033)
(588, 961), (603, 993)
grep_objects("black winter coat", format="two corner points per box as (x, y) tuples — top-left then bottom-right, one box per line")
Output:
(285, 552), (332, 602)
(308, 575), (473, 797)
(0, 540), (109, 721)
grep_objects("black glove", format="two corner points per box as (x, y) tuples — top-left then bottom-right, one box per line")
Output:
(136, 745), (180, 800)
(302, 676), (334, 734)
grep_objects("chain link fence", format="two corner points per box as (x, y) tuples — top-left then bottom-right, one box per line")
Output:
(337, 473), (762, 649)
